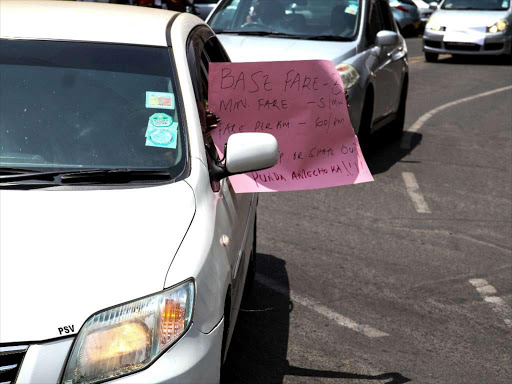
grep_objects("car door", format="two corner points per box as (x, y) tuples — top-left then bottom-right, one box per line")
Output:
(366, 0), (403, 126)
(186, 28), (253, 312)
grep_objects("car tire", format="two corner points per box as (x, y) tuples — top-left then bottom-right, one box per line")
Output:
(425, 52), (439, 62)
(389, 77), (408, 138)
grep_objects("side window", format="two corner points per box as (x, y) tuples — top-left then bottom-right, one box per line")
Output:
(378, 0), (396, 32)
(186, 30), (231, 192)
(366, 0), (384, 46)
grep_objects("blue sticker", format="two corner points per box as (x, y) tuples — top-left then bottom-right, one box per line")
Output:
(146, 122), (178, 149)
(145, 91), (175, 110)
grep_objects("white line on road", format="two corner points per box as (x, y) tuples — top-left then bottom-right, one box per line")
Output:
(255, 273), (389, 338)
(402, 172), (431, 213)
(401, 85), (512, 149)
(469, 278), (512, 328)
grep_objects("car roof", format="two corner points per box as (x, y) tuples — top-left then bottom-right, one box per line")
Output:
(0, 0), (180, 47)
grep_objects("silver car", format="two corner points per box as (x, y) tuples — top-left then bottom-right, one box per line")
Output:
(193, 0), (219, 19)
(423, 0), (512, 61)
(388, 0), (422, 35)
(208, 0), (410, 141)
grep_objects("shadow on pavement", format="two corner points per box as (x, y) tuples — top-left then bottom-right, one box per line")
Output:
(221, 253), (411, 384)
(363, 130), (423, 175)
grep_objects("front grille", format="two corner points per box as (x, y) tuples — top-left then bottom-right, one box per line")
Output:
(0, 345), (28, 384)
(444, 42), (481, 51)
(485, 43), (504, 51)
(424, 40), (442, 49)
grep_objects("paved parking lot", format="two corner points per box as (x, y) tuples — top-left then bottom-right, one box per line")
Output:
(222, 37), (512, 384)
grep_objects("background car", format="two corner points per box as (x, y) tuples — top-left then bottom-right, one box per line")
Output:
(208, 0), (410, 142)
(411, 0), (434, 29)
(387, 0), (422, 36)
(193, 0), (219, 19)
(0, 1), (277, 383)
(423, 0), (512, 62)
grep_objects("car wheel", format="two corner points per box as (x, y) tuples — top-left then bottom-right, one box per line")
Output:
(389, 77), (408, 138)
(425, 52), (438, 62)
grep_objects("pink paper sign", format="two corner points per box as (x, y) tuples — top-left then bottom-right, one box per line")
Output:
(208, 60), (373, 193)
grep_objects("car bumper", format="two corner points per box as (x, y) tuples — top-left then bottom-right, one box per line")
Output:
(423, 30), (512, 56)
(15, 320), (223, 384)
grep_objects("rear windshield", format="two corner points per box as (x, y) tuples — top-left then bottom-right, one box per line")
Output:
(0, 40), (187, 181)
(209, 0), (362, 40)
(441, 0), (510, 10)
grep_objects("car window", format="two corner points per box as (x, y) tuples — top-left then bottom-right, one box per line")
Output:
(209, 0), (362, 40)
(378, 0), (396, 32)
(186, 29), (229, 191)
(366, 0), (385, 45)
(0, 39), (187, 178)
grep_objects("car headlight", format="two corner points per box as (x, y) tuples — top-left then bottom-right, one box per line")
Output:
(336, 63), (360, 89)
(488, 19), (508, 33)
(61, 280), (195, 384)
(426, 17), (443, 31)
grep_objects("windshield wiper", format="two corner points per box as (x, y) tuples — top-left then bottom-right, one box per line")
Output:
(59, 168), (172, 183)
(299, 35), (352, 41)
(214, 30), (305, 38)
(0, 168), (172, 184)
(0, 167), (43, 175)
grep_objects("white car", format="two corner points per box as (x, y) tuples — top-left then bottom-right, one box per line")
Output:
(0, 1), (278, 383)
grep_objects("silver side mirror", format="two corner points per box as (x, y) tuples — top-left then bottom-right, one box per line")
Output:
(375, 30), (399, 47)
(225, 133), (278, 175)
(429, 2), (438, 10)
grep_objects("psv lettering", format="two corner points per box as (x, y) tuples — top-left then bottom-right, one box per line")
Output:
(58, 325), (75, 335)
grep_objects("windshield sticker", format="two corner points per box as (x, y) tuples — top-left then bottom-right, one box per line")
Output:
(345, 5), (358, 15)
(149, 113), (173, 127)
(146, 91), (175, 110)
(503, 0), (509, 8)
(146, 121), (178, 149)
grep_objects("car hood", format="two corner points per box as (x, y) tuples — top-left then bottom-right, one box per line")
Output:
(0, 182), (195, 343)
(432, 9), (510, 27)
(217, 34), (357, 64)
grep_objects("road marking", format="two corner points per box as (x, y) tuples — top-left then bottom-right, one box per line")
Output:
(469, 278), (512, 328)
(402, 172), (431, 213)
(401, 85), (512, 149)
(255, 273), (389, 338)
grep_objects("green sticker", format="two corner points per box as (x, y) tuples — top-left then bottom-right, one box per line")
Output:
(150, 113), (173, 128)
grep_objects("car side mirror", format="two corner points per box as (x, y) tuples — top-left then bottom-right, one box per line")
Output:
(429, 2), (438, 10)
(211, 133), (279, 181)
(375, 30), (399, 47)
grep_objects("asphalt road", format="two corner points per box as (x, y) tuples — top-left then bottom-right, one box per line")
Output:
(222, 37), (512, 384)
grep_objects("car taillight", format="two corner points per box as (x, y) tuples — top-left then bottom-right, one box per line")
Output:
(394, 5), (409, 13)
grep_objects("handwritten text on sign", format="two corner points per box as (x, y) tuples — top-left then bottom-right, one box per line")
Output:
(208, 60), (373, 192)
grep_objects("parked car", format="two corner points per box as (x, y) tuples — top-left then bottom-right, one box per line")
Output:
(208, 0), (410, 141)
(423, 0), (512, 61)
(387, 0), (422, 36)
(411, 0), (434, 29)
(193, 0), (219, 19)
(0, 1), (278, 383)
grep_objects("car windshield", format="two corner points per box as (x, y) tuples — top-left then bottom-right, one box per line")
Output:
(0, 40), (187, 183)
(208, 0), (362, 40)
(441, 0), (510, 10)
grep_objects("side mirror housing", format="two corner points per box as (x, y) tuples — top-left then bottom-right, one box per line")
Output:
(429, 2), (438, 10)
(211, 133), (278, 181)
(226, 133), (278, 174)
(375, 30), (399, 47)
